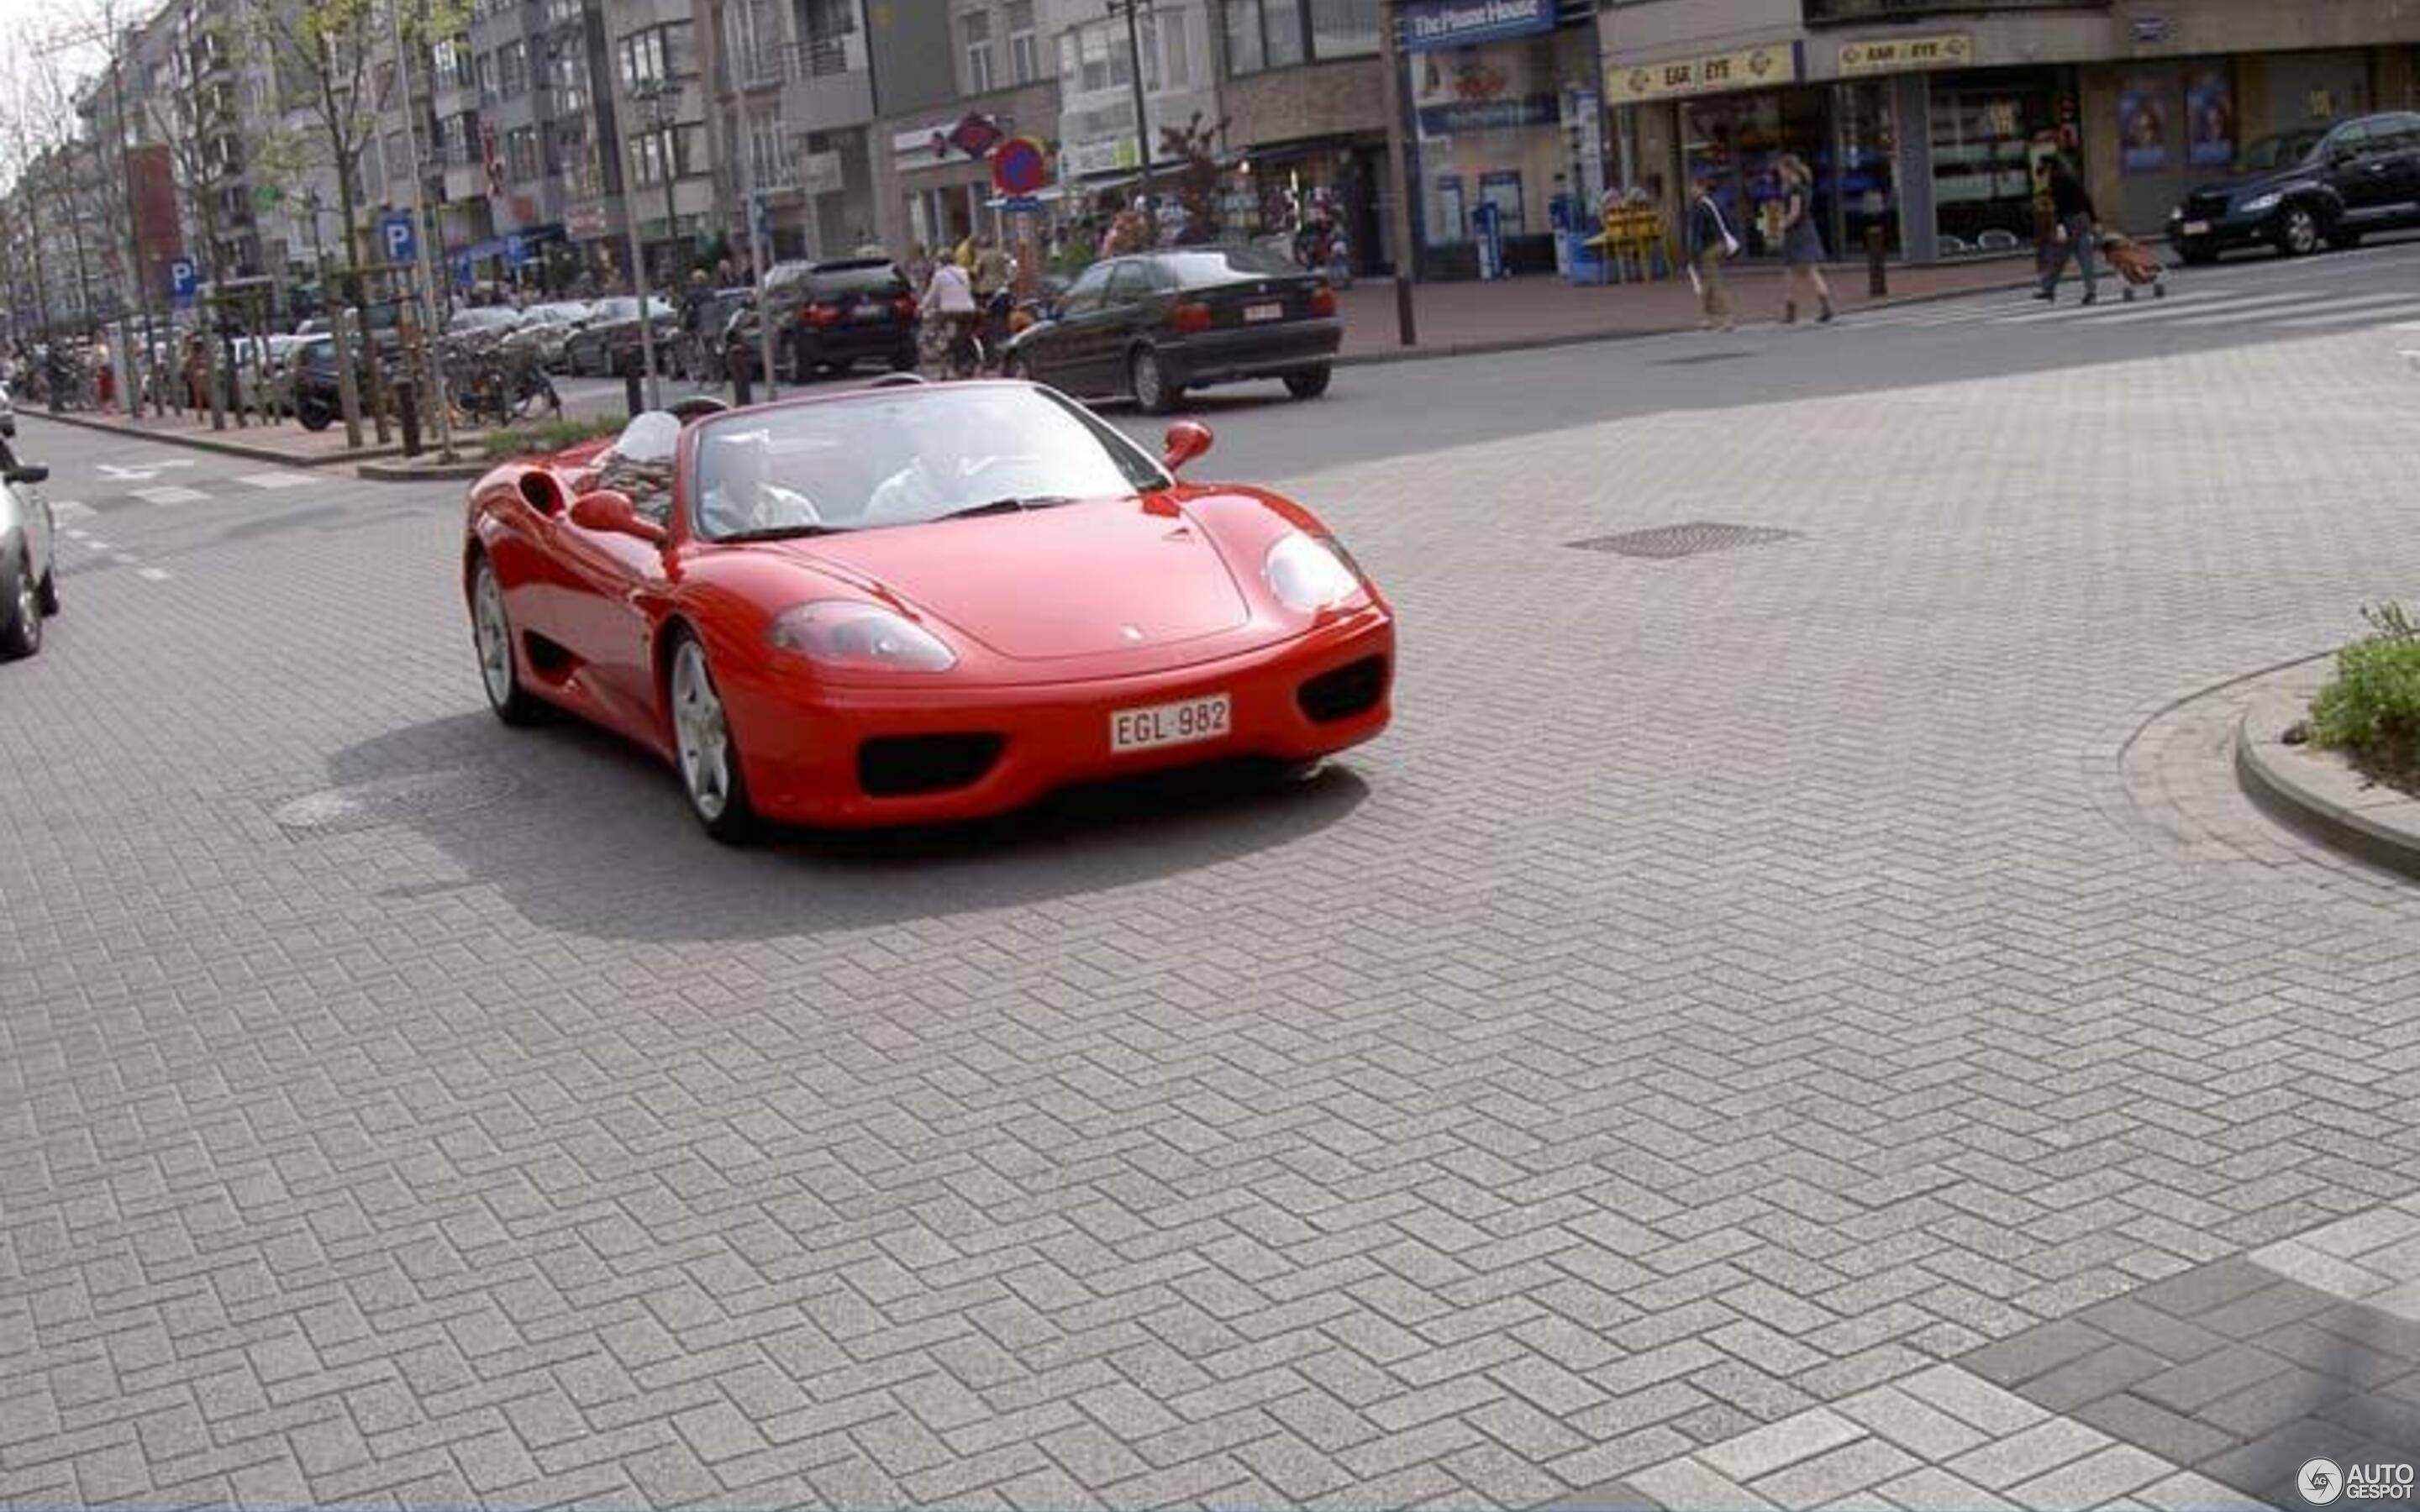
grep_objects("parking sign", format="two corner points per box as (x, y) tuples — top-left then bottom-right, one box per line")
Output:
(381, 211), (418, 265)
(167, 258), (197, 305)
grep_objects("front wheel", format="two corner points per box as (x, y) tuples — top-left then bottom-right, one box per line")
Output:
(1131, 347), (1180, 414)
(2275, 205), (2320, 257)
(296, 396), (334, 431)
(36, 570), (59, 616)
(1283, 366), (1333, 401)
(471, 558), (544, 726)
(668, 631), (757, 843)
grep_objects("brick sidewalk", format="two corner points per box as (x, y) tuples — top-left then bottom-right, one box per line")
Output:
(34, 405), (436, 467)
(1337, 255), (2034, 359)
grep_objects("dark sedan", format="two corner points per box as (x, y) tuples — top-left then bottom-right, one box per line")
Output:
(560, 297), (681, 377)
(2169, 115), (2420, 262)
(999, 248), (1339, 413)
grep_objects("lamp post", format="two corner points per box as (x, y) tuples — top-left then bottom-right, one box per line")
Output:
(1105, 0), (1153, 195)
(618, 76), (681, 411)
(386, 0), (456, 459)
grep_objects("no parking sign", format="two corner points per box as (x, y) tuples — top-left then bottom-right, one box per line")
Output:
(991, 138), (1049, 198)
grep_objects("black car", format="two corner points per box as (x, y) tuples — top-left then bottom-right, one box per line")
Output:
(288, 333), (402, 432)
(759, 259), (918, 381)
(1000, 248), (1339, 413)
(2169, 113), (2420, 263)
(560, 297), (681, 377)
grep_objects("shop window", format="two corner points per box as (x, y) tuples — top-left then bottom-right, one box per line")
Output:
(1930, 71), (2064, 255)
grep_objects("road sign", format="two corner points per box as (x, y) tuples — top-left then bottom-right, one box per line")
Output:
(992, 137), (1049, 197)
(381, 211), (418, 265)
(167, 258), (197, 304)
(1002, 195), (1042, 214)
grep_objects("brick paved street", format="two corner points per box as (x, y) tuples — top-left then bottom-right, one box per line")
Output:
(5, 243), (2420, 1510)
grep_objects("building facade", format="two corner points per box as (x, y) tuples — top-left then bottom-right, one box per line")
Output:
(1217, 0), (1394, 273)
(1596, 0), (2420, 266)
(869, 0), (1059, 255)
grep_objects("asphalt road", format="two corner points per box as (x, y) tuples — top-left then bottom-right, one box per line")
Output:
(5, 237), (2420, 1510)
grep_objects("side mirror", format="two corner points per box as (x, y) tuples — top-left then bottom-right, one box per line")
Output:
(5, 465), (48, 485)
(1161, 420), (1213, 474)
(571, 490), (668, 545)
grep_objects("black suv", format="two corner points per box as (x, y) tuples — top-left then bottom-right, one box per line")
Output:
(2170, 113), (2420, 263)
(758, 258), (918, 381)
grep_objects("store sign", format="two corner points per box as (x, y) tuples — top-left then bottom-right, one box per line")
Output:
(1417, 91), (1560, 136)
(566, 202), (610, 239)
(1838, 33), (1971, 76)
(1400, 0), (1556, 52)
(1605, 45), (1801, 104)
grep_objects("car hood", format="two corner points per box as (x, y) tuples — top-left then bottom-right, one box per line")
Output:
(783, 496), (1252, 661)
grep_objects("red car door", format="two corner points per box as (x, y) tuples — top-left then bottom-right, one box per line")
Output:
(550, 513), (673, 743)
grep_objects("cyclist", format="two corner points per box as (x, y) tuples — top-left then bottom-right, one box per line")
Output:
(918, 257), (981, 378)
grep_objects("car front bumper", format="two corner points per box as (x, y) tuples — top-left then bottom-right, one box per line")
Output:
(2169, 204), (2281, 254)
(719, 606), (1394, 827)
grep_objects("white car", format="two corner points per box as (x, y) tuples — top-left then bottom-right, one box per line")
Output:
(2, 438), (56, 659)
(0, 378), (14, 438)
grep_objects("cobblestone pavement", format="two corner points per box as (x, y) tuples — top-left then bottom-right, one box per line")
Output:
(4, 292), (2420, 1512)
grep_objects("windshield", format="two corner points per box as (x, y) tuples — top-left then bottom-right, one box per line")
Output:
(1159, 247), (1303, 285)
(2240, 131), (2322, 171)
(690, 385), (1167, 541)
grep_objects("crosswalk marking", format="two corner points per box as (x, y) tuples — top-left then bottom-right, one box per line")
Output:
(2162, 289), (2420, 328)
(235, 471), (315, 491)
(134, 567), (171, 582)
(129, 485), (209, 505)
(2260, 297), (2420, 329)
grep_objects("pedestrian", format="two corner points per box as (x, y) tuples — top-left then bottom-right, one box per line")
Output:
(918, 255), (979, 376)
(1683, 171), (1739, 333)
(1774, 155), (1836, 324)
(2035, 153), (2101, 305)
(904, 242), (934, 297)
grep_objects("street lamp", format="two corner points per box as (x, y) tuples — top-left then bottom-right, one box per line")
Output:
(386, 0), (457, 459)
(617, 74), (681, 411)
(1106, 0), (1154, 196)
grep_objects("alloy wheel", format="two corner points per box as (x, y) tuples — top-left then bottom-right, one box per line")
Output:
(474, 565), (513, 709)
(671, 639), (732, 822)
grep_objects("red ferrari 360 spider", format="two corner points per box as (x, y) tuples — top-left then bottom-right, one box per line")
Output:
(461, 380), (1394, 837)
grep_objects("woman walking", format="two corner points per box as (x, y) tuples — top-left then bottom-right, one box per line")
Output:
(1776, 155), (1835, 324)
(1684, 171), (1738, 333)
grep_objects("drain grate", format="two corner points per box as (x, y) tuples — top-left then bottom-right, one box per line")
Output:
(272, 768), (519, 835)
(1568, 522), (1801, 559)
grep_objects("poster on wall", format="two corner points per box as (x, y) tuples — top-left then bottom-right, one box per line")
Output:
(2185, 69), (2234, 166)
(2118, 82), (2169, 173)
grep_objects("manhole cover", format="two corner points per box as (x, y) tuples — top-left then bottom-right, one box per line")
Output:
(1568, 522), (1801, 559)
(272, 768), (518, 834)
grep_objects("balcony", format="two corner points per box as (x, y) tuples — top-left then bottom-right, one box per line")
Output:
(776, 33), (869, 133)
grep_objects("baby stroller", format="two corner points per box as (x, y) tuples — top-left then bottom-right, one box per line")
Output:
(2099, 232), (2168, 302)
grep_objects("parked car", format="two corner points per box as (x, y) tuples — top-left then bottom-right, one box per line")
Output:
(2, 437), (58, 659)
(515, 302), (591, 370)
(448, 307), (526, 338)
(999, 248), (1340, 413)
(0, 379), (13, 438)
(2169, 113), (2420, 262)
(288, 333), (402, 432)
(560, 296), (679, 377)
(758, 258), (918, 381)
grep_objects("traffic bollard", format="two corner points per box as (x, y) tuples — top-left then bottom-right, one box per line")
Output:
(624, 368), (644, 417)
(1866, 227), (1887, 297)
(1393, 274), (1417, 348)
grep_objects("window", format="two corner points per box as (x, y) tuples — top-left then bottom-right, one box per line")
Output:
(801, 0), (856, 39)
(1059, 260), (1113, 313)
(746, 105), (785, 186)
(1164, 13), (1190, 87)
(383, 130), (408, 179)
(618, 23), (692, 89)
(476, 52), (494, 98)
(1059, 30), (1077, 83)
(1263, 0), (1303, 66)
(1223, 0), (1264, 75)
(1007, 1), (1038, 83)
(962, 10), (993, 94)
(497, 41), (528, 97)
(506, 124), (539, 181)
(1308, 0), (1377, 58)
(1140, 13), (1160, 90)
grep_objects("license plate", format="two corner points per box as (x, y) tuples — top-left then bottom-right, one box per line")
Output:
(1244, 302), (1285, 323)
(1110, 693), (1231, 753)
(853, 300), (886, 319)
(2181, 219), (2210, 236)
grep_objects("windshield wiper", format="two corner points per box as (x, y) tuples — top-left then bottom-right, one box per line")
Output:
(936, 494), (1079, 521)
(718, 523), (839, 541)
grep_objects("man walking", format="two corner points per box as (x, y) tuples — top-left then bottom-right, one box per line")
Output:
(2036, 154), (2101, 305)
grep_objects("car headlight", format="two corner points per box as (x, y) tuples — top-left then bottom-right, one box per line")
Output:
(767, 601), (955, 672)
(1265, 532), (1365, 613)
(2238, 192), (2282, 215)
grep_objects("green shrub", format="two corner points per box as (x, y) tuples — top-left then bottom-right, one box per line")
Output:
(2309, 602), (2420, 781)
(479, 414), (626, 460)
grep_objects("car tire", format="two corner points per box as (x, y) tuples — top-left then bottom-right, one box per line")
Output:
(297, 396), (334, 431)
(2275, 204), (2321, 257)
(2, 544), (41, 659)
(1283, 366), (1333, 401)
(2328, 227), (2364, 251)
(470, 556), (544, 727)
(36, 569), (58, 616)
(1131, 346), (1180, 414)
(666, 629), (758, 843)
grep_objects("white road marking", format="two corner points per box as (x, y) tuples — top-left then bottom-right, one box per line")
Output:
(134, 567), (171, 582)
(2072, 287), (2338, 327)
(2269, 297), (2420, 329)
(86, 538), (112, 550)
(1986, 288), (2238, 325)
(2163, 289), (2420, 328)
(129, 485), (210, 505)
(235, 471), (316, 490)
(96, 460), (194, 480)
(52, 501), (93, 521)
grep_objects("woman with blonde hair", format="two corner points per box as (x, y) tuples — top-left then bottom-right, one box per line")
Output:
(1775, 155), (1835, 324)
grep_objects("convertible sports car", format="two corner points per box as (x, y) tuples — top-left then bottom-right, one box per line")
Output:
(461, 380), (1394, 837)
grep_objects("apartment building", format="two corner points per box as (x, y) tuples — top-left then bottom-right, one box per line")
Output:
(868, 0), (1059, 255)
(700, 0), (879, 268)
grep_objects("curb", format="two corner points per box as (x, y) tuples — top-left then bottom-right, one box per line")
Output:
(1333, 275), (2040, 369)
(27, 408), (403, 468)
(2235, 685), (2420, 881)
(357, 458), (493, 482)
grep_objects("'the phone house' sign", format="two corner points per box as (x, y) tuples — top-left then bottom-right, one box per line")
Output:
(1400, 0), (1557, 52)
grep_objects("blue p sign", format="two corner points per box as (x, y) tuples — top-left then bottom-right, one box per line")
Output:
(167, 258), (197, 302)
(381, 212), (418, 265)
